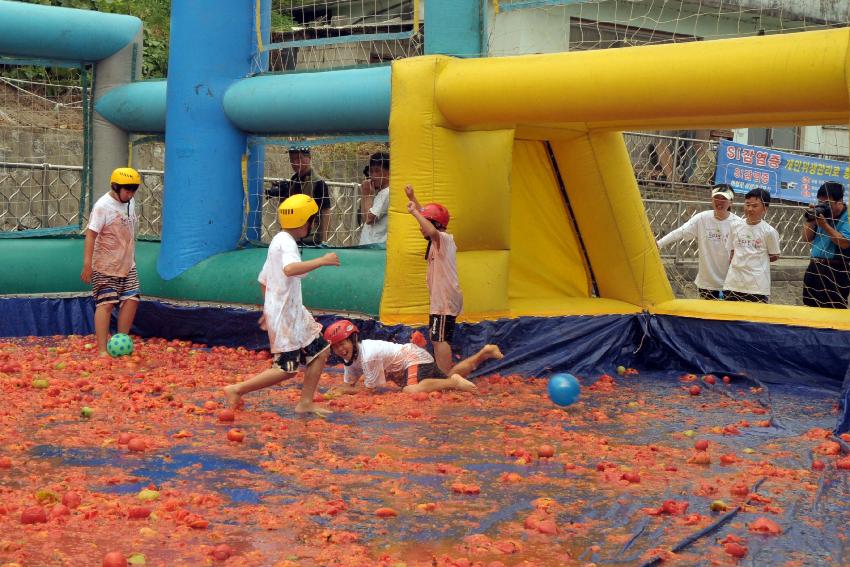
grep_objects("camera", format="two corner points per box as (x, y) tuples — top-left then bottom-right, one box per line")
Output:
(266, 179), (291, 199)
(804, 201), (831, 221)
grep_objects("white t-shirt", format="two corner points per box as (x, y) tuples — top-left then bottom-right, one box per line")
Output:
(258, 231), (322, 354)
(343, 339), (434, 389)
(87, 192), (137, 277)
(427, 232), (463, 316)
(657, 210), (742, 290)
(358, 187), (389, 246)
(723, 220), (781, 296)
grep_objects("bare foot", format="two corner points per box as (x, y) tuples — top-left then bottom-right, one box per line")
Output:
(451, 374), (478, 392)
(294, 401), (332, 417)
(482, 344), (504, 360)
(223, 385), (243, 409)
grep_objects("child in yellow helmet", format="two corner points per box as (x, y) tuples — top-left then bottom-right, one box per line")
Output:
(80, 167), (142, 356)
(225, 194), (340, 416)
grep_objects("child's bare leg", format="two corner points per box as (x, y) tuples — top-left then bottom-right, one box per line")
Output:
(116, 298), (139, 335)
(433, 340), (453, 375)
(294, 348), (331, 416)
(224, 367), (290, 408)
(94, 303), (115, 355)
(403, 374), (477, 394)
(448, 344), (504, 377)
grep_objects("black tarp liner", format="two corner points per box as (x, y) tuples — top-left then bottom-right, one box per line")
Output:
(2, 296), (849, 432)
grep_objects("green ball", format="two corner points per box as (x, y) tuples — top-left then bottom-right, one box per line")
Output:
(107, 333), (134, 357)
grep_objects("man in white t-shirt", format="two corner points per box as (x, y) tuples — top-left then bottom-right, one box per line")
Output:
(723, 188), (781, 303)
(80, 167), (142, 356)
(358, 152), (390, 246)
(224, 194), (340, 416)
(657, 184), (742, 299)
(322, 319), (504, 395)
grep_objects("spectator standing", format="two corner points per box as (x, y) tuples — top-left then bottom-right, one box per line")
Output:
(359, 152), (390, 246)
(657, 184), (741, 299)
(266, 146), (331, 245)
(801, 181), (850, 308)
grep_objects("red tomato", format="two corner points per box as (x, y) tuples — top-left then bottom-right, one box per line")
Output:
(20, 506), (47, 524)
(50, 504), (70, 517)
(227, 429), (245, 443)
(694, 440), (709, 451)
(62, 492), (82, 509)
(211, 544), (234, 561)
(724, 542), (748, 558)
(703, 375), (717, 385)
(812, 460), (826, 471)
(102, 551), (126, 567)
(204, 400), (218, 411)
(0, 457), (12, 469)
(117, 433), (133, 445)
(688, 385), (701, 396)
(537, 445), (555, 458)
(127, 507), (151, 519)
(218, 409), (236, 422)
(375, 507), (398, 518)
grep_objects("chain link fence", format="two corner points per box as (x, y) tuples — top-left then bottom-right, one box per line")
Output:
(0, 161), (83, 232)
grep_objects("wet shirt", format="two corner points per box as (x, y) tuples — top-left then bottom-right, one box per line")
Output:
(343, 340), (434, 389)
(258, 231), (322, 353)
(87, 192), (137, 277)
(427, 231), (463, 316)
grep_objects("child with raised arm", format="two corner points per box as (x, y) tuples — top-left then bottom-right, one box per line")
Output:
(405, 184), (462, 375)
(225, 194), (339, 415)
(723, 188), (781, 303)
(323, 320), (503, 395)
(80, 167), (142, 356)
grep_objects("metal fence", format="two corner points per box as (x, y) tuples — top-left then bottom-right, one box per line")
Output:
(0, 161), (84, 232)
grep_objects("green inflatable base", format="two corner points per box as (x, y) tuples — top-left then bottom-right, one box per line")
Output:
(0, 237), (385, 317)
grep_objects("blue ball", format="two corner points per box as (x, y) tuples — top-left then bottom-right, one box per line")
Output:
(547, 373), (580, 406)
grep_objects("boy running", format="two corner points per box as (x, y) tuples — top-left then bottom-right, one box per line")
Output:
(225, 194), (339, 415)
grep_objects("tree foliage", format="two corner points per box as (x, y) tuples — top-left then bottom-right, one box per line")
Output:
(21, 0), (171, 78)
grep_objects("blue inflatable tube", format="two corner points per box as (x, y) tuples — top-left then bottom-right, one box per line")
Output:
(95, 80), (167, 133)
(0, 0), (140, 62)
(223, 66), (391, 134)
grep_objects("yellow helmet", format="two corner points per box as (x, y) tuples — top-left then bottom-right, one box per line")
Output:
(278, 193), (319, 229)
(110, 167), (141, 186)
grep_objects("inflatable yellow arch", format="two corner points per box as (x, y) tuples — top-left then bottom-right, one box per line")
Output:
(381, 28), (850, 331)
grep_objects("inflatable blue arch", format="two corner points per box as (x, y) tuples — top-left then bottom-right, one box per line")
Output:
(0, 0), (849, 429)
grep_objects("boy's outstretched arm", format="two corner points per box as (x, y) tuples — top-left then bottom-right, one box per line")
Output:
(404, 184), (421, 210)
(284, 252), (340, 277)
(407, 201), (441, 245)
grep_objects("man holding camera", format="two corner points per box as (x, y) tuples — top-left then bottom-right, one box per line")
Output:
(266, 146), (331, 245)
(801, 181), (850, 308)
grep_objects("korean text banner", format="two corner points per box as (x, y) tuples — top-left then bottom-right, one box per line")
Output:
(715, 139), (848, 204)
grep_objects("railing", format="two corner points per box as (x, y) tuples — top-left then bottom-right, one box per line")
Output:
(0, 161), (84, 232)
(647, 199), (812, 262)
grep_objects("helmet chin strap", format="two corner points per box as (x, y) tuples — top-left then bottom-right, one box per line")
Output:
(342, 335), (360, 366)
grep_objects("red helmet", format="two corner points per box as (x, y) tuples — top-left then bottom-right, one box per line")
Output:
(323, 319), (359, 345)
(421, 203), (450, 228)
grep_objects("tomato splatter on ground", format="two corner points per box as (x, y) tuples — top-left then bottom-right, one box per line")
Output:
(0, 337), (848, 566)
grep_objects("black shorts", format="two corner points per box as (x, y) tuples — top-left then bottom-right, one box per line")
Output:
(723, 290), (768, 303)
(428, 314), (456, 342)
(404, 361), (448, 386)
(271, 335), (329, 373)
(697, 288), (723, 300)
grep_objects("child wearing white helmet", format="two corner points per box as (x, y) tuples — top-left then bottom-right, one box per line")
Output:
(323, 319), (503, 395)
(224, 194), (339, 415)
(81, 167), (142, 356)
